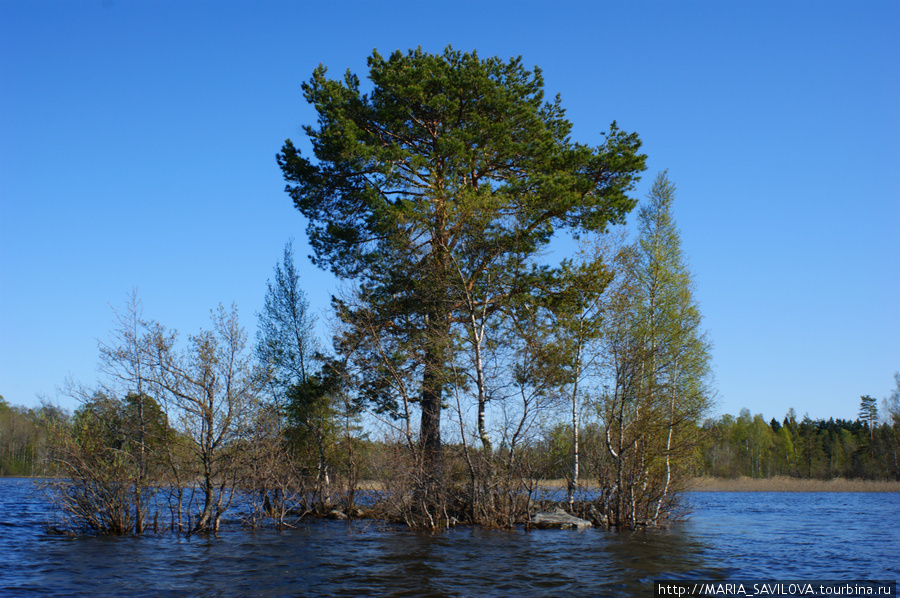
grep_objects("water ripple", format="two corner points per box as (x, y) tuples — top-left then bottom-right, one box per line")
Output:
(1, 479), (897, 597)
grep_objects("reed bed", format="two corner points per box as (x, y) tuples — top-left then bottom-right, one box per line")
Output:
(688, 476), (900, 492)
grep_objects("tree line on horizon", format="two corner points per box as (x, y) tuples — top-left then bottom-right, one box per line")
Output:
(1, 47), (894, 536)
(699, 393), (900, 481)
(4, 389), (899, 491)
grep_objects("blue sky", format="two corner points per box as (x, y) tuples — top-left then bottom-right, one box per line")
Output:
(1, 0), (898, 422)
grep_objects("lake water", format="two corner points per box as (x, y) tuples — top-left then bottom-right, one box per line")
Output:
(0, 478), (897, 597)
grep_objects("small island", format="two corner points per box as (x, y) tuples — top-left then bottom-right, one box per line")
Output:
(1, 48), (898, 538)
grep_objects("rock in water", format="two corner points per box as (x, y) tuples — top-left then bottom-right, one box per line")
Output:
(531, 508), (592, 530)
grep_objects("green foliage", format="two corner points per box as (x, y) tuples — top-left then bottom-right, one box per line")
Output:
(256, 241), (318, 404)
(45, 392), (167, 534)
(278, 46), (647, 462)
(67, 392), (170, 459)
(280, 47), (644, 279)
(591, 171), (713, 528)
(255, 242), (368, 509)
(859, 395), (878, 429)
(701, 407), (898, 480)
(0, 401), (58, 477)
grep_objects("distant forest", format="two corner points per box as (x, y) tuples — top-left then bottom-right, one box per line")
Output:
(4, 394), (899, 482)
(699, 397), (899, 480)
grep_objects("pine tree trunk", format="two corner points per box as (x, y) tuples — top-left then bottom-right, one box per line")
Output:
(419, 349), (443, 469)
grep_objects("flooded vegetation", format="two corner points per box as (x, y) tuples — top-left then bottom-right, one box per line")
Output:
(2, 478), (898, 597)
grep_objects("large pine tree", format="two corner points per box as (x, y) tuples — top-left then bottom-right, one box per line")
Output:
(277, 47), (646, 479)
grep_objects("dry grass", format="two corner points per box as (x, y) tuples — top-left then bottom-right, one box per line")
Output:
(356, 480), (385, 491)
(688, 476), (900, 492)
(537, 479), (569, 488)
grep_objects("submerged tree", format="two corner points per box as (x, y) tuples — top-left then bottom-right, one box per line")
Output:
(96, 291), (156, 533)
(45, 391), (170, 535)
(593, 172), (712, 528)
(46, 294), (174, 535)
(146, 304), (261, 533)
(277, 47), (646, 517)
(255, 242), (331, 509)
(545, 250), (614, 505)
(45, 297), (269, 535)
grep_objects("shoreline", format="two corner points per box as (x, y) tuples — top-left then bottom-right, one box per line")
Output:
(687, 476), (900, 492)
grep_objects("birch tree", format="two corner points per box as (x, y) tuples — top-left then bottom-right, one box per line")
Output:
(594, 172), (711, 527)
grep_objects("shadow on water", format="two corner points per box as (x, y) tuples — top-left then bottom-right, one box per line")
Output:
(2, 479), (898, 597)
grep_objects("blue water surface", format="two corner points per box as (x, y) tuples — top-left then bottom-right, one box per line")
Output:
(0, 479), (896, 597)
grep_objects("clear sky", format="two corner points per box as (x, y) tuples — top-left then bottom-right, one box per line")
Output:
(1, 0), (898, 423)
